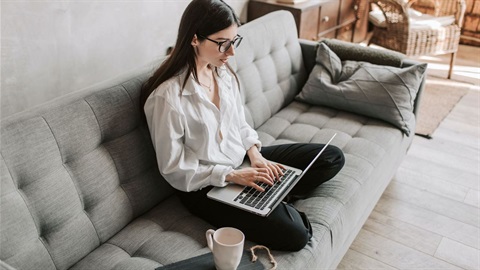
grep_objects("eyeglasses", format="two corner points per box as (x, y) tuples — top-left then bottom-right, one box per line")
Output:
(198, 34), (243, 53)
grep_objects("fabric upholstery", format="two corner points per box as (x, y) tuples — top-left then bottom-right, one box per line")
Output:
(296, 43), (426, 135)
(231, 10), (307, 129)
(0, 10), (420, 270)
(70, 196), (212, 269)
(1, 73), (173, 270)
(320, 38), (405, 67)
(251, 99), (414, 268)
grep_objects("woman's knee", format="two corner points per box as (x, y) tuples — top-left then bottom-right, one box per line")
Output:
(282, 224), (310, 251)
(326, 145), (345, 170)
(261, 204), (312, 251)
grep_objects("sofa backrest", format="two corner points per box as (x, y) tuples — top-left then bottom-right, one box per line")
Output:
(232, 11), (308, 129)
(0, 70), (173, 270)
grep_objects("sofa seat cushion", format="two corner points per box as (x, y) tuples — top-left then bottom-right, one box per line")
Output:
(255, 101), (414, 268)
(71, 196), (213, 270)
(257, 100), (408, 148)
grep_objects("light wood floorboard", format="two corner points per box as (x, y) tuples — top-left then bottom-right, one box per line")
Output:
(338, 45), (480, 269)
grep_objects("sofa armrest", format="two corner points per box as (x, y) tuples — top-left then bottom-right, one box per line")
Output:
(299, 39), (318, 75)
(320, 39), (406, 67)
(301, 38), (406, 71)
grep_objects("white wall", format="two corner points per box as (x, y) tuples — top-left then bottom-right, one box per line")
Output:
(1, 0), (248, 118)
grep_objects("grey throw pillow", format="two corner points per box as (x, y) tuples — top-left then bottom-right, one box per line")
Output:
(296, 43), (427, 136)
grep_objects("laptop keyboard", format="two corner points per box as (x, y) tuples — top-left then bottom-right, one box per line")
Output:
(234, 168), (298, 210)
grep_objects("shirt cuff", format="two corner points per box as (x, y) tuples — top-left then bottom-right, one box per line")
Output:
(210, 165), (234, 187)
(243, 137), (262, 152)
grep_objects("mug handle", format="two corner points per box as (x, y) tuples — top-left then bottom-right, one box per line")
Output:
(206, 229), (215, 251)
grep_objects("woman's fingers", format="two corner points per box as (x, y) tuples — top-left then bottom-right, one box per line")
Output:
(268, 163), (285, 181)
(251, 183), (265, 192)
(255, 162), (276, 180)
(233, 166), (287, 192)
(253, 170), (274, 185)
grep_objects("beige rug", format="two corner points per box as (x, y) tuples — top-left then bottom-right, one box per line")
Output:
(415, 77), (470, 138)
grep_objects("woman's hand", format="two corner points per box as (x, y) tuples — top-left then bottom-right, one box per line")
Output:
(246, 145), (285, 184)
(226, 167), (275, 192)
(250, 156), (285, 182)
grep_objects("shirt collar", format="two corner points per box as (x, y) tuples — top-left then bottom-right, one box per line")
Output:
(179, 70), (197, 96)
(180, 66), (232, 96)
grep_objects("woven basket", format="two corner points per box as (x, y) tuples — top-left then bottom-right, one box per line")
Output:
(369, 0), (466, 78)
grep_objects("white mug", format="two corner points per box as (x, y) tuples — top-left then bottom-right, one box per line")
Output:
(206, 227), (245, 270)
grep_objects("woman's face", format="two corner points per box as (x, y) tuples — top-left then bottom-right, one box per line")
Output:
(193, 24), (239, 68)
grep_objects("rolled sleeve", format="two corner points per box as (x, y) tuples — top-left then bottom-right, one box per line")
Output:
(210, 165), (234, 187)
(242, 137), (262, 152)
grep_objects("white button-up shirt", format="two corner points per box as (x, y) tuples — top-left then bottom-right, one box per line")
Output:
(144, 67), (261, 192)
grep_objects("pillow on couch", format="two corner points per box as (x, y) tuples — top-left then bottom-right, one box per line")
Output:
(296, 43), (427, 136)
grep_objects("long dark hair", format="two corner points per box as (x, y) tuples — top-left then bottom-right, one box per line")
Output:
(140, 0), (241, 110)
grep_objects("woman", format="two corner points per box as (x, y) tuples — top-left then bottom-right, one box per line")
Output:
(141, 0), (344, 251)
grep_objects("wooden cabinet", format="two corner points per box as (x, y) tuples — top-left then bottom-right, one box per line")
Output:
(247, 0), (358, 41)
(460, 0), (480, 46)
(318, 0), (339, 38)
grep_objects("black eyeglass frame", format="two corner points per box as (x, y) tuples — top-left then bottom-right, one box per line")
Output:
(197, 34), (243, 53)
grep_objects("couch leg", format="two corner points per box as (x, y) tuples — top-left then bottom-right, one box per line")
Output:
(362, 31), (374, 47)
(448, 52), (457, 79)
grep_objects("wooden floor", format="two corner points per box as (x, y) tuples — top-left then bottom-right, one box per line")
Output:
(338, 45), (480, 269)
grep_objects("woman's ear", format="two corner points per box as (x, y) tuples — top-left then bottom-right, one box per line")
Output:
(191, 34), (199, 46)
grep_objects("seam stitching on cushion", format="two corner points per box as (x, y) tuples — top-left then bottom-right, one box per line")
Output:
(83, 94), (136, 237)
(0, 152), (58, 269)
(0, 152), (17, 188)
(41, 116), (104, 247)
(103, 246), (164, 270)
(62, 165), (102, 242)
(84, 98), (105, 143)
(345, 149), (377, 167)
(346, 117), (365, 139)
(122, 82), (134, 101)
(103, 143), (136, 222)
(121, 83), (141, 126)
(37, 235), (59, 269)
(112, 86), (137, 217)
(104, 242), (133, 257)
(332, 170), (362, 185)
(139, 214), (212, 261)
(271, 116), (291, 139)
(105, 218), (167, 264)
(41, 116), (63, 163)
(18, 118), (64, 269)
(81, 98), (114, 243)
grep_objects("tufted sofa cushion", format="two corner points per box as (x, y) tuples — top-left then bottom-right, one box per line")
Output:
(231, 9), (308, 129)
(0, 73), (174, 269)
(255, 100), (413, 268)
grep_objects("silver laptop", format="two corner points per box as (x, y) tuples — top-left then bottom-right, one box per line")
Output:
(207, 133), (337, 217)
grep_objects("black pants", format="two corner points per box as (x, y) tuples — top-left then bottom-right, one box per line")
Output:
(177, 143), (345, 251)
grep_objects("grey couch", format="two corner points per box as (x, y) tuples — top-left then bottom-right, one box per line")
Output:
(1, 11), (425, 270)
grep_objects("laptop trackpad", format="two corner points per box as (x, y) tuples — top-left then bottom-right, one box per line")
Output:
(208, 183), (243, 200)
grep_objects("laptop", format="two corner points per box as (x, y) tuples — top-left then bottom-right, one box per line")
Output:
(207, 133), (337, 217)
